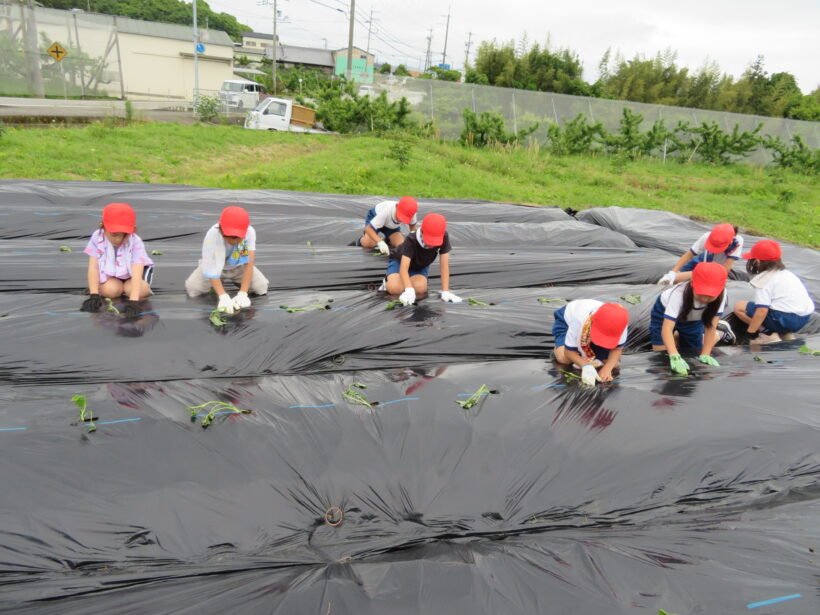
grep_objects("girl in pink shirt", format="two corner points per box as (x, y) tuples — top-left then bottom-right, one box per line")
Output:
(81, 203), (154, 318)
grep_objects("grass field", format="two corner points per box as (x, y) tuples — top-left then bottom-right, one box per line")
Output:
(0, 121), (817, 246)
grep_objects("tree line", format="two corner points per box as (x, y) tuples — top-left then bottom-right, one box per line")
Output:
(460, 40), (819, 121)
(38, 0), (250, 42)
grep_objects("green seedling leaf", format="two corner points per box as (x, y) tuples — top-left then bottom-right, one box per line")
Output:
(798, 344), (820, 356)
(342, 384), (372, 407)
(456, 384), (490, 409)
(105, 298), (120, 314)
(71, 394), (87, 421)
(538, 297), (565, 303)
(753, 355), (763, 362)
(559, 369), (582, 381)
(386, 300), (400, 310)
(59, 245), (72, 252)
(620, 294), (642, 305)
(186, 401), (251, 428)
(209, 308), (227, 326)
(150, 250), (164, 255)
(468, 297), (489, 306)
(280, 302), (331, 313)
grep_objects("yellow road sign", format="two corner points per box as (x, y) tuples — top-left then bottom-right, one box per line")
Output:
(47, 42), (67, 62)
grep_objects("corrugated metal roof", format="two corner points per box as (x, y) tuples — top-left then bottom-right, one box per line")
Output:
(31, 6), (233, 47)
(277, 44), (333, 67)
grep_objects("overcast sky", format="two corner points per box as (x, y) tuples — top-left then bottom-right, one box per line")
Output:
(206, 0), (819, 93)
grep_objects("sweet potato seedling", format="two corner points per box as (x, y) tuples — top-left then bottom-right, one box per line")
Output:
(209, 308), (227, 326)
(457, 384), (490, 409)
(620, 294), (642, 305)
(798, 345), (820, 356)
(342, 382), (372, 407)
(186, 401), (251, 428)
(468, 298), (489, 306)
(105, 298), (119, 314)
(150, 250), (164, 255)
(59, 246), (71, 252)
(71, 394), (95, 432)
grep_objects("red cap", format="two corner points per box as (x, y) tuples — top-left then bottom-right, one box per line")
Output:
(704, 223), (736, 253)
(590, 303), (629, 349)
(742, 240), (781, 261)
(421, 213), (446, 247)
(691, 262), (728, 297)
(219, 206), (250, 238)
(396, 197), (418, 224)
(102, 203), (136, 234)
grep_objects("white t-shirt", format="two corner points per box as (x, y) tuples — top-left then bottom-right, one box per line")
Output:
(369, 200), (418, 231)
(660, 282), (727, 322)
(751, 270), (815, 315)
(202, 224), (257, 278)
(689, 231), (743, 264)
(563, 299), (628, 350)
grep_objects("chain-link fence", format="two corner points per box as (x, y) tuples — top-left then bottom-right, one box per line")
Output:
(372, 74), (820, 163)
(0, 3), (124, 100)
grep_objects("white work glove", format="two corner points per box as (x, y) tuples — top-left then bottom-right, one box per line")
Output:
(399, 287), (416, 306)
(581, 364), (601, 386)
(217, 293), (235, 315)
(232, 291), (251, 310)
(376, 240), (389, 255)
(440, 290), (462, 303)
(657, 271), (677, 285)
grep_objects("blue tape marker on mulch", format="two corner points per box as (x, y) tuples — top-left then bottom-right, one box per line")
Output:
(96, 418), (142, 426)
(379, 397), (420, 406)
(288, 403), (336, 409)
(456, 392), (490, 397)
(0, 427), (27, 432)
(747, 594), (801, 609)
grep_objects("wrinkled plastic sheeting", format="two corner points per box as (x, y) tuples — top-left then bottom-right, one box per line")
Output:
(0, 179), (819, 614)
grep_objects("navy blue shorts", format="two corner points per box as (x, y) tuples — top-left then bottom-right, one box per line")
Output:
(552, 306), (612, 361)
(364, 207), (401, 238)
(744, 302), (811, 334)
(386, 259), (429, 278)
(650, 296), (705, 349)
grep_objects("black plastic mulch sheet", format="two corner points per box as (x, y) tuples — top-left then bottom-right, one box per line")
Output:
(0, 180), (819, 615)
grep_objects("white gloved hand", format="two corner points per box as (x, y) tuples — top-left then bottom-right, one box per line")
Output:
(581, 364), (601, 386)
(399, 287), (416, 306)
(657, 271), (677, 285)
(440, 290), (462, 303)
(217, 293), (235, 315)
(232, 291), (251, 310)
(376, 240), (390, 255)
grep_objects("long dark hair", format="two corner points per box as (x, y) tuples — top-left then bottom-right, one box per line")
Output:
(678, 282), (725, 324)
(746, 258), (785, 275)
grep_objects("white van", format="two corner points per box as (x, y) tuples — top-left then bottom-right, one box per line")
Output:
(219, 79), (266, 110)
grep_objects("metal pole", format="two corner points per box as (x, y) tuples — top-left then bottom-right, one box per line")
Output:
(366, 6), (373, 54)
(512, 91), (517, 134)
(272, 0), (277, 93)
(345, 0), (355, 80)
(113, 19), (125, 100)
(192, 0), (199, 105)
(441, 6), (450, 66)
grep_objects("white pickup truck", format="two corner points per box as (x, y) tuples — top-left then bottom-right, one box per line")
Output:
(244, 97), (330, 133)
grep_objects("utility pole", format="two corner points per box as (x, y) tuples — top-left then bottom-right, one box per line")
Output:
(464, 31), (473, 70)
(272, 0), (277, 93)
(424, 28), (433, 71)
(365, 6), (375, 54)
(345, 0), (355, 80)
(192, 0), (199, 102)
(441, 6), (451, 67)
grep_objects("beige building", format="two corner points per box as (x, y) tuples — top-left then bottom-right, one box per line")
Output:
(0, 5), (235, 101)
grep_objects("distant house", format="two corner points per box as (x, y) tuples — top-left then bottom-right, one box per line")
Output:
(237, 33), (375, 82)
(0, 5), (235, 101)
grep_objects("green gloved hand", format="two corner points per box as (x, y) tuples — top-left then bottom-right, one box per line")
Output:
(669, 353), (689, 375)
(698, 354), (720, 367)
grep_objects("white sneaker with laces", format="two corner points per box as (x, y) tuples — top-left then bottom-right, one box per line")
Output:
(377, 278), (387, 291)
(716, 320), (736, 345)
(756, 332), (782, 344)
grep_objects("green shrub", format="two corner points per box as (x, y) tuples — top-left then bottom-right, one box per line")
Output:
(545, 114), (605, 155)
(460, 108), (538, 148)
(194, 94), (221, 123)
(388, 137), (412, 169)
(603, 108), (669, 159)
(762, 134), (820, 174)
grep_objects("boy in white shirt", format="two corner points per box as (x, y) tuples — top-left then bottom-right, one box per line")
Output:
(358, 197), (418, 255)
(185, 206), (269, 314)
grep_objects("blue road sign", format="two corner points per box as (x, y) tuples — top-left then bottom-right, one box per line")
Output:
(196, 43), (205, 54)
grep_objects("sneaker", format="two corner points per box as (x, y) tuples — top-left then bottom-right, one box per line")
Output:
(377, 278), (386, 292)
(756, 332), (782, 344)
(716, 320), (736, 344)
(781, 332), (796, 341)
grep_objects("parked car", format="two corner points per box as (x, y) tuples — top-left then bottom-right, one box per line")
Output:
(219, 79), (266, 110)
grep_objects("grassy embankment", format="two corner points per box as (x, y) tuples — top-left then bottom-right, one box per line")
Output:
(0, 122), (817, 246)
